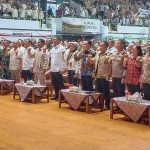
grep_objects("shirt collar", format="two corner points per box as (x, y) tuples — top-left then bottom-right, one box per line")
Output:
(99, 51), (107, 55)
(84, 49), (91, 54)
(117, 49), (126, 55)
(54, 44), (61, 49)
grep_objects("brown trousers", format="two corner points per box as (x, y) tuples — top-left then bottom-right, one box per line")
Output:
(34, 72), (46, 86)
(10, 70), (20, 83)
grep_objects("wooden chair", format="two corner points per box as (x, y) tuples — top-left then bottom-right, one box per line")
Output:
(109, 79), (113, 98)
(62, 73), (69, 89)
(46, 72), (54, 97)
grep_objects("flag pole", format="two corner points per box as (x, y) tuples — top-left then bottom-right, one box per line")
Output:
(55, 1), (57, 18)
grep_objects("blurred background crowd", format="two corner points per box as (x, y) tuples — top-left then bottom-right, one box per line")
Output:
(0, 0), (149, 28)
(0, 0), (44, 20)
(70, 0), (150, 27)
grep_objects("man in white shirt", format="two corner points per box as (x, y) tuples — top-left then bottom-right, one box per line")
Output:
(47, 36), (65, 100)
(107, 39), (117, 54)
(18, 39), (25, 53)
(2, 0), (7, 13)
(26, 6), (32, 19)
(21, 39), (35, 82)
(80, 6), (86, 18)
(64, 5), (70, 16)
(11, 5), (18, 18)
(7, 1), (12, 16)
(19, 4), (26, 19)
(32, 7), (38, 20)
(99, 2), (106, 19)
(6, 41), (23, 83)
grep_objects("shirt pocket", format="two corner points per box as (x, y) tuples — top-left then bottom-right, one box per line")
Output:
(53, 52), (61, 65)
(116, 55), (123, 65)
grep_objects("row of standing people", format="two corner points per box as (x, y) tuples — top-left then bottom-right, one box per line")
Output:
(0, 37), (150, 110)
(59, 38), (150, 110)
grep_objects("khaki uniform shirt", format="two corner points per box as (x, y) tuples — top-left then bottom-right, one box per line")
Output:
(111, 50), (126, 78)
(94, 52), (111, 78)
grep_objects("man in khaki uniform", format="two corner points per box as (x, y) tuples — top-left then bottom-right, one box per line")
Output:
(110, 39), (126, 99)
(88, 41), (111, 110)
(6, 41), (23, 83)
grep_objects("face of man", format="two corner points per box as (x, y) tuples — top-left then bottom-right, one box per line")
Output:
(83, 41), (91, 51)
(4, 41), (10, 48)
(127, 44), (133, 54)
(32, 39), (36, 45)
(100, 42), (107, 53)
(116, 40), (124, 51)
(24, 40), (31, 48)
(108, 40), (114, 48)
(53, 37), (61, 46)
(1, 38), (5, 46)
(79, 41), (83, 46)
(46, 39), (52, 46)
(13, 41), (19, 49)
(18, 40), (22, 47)
(136, 40), (142, 45)
(70, 43), (75, 51)
(37, 40), (44, 48)
(96, 47), (100, 52)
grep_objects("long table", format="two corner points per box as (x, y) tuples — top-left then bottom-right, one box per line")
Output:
(13, 83), (50, 103)
(0, 79), (15, 95)
(59, 89), (104, 114)
(110, 97), (150, 126)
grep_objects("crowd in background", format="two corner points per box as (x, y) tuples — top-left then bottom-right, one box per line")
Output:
(54, 0), (150, 26)
(0, 37), (150, 109)
(63, 0), (150, 27)
(0, 0), (44, 20)
(0, 0), (149, 28)
(0, 0), (149, 27)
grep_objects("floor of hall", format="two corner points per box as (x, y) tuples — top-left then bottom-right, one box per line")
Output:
(0, 93), (150, 150)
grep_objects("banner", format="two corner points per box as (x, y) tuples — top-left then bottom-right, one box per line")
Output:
(139, 8), (150, 17)
(56, 0), (62, 4)
(108, 33), (148, 42)
(62, 17), (100, 33)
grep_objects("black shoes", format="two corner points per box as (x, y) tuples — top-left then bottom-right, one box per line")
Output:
(50, 97), (58, 100)
(113, 107), (120, 111)
(103, 106), (110, 110)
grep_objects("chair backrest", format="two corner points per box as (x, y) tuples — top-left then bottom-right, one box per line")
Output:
(62, 73), (69, 83)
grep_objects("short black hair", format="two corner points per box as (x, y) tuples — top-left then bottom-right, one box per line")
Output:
(26, 39), (32, 44)
(87, 40), (92, 47)
(102, 41), (108, 47)
(54, 36), (62, 41)
(118, 39), (126, 49)
(136, 45), (143, 57)
(5, 40), (11, 43)
(108, 39), (115, 43)
(18, 39), (23, 42)
(137, 39), (142, 43)
(39, 39), (45, 44)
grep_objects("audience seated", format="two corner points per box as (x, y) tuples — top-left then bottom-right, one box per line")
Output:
(68, 0), (150, 28)
(0, 0), (44, 20)
(0, 0), (149, 29)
